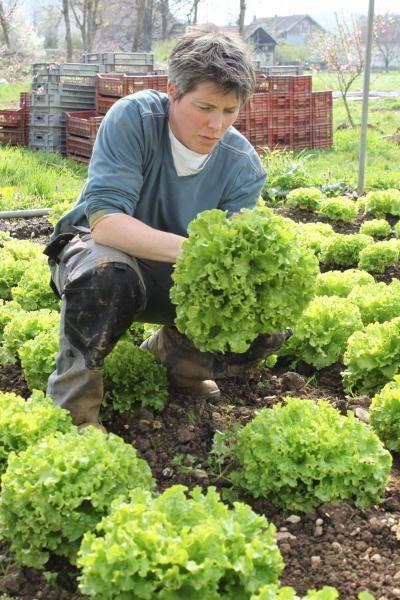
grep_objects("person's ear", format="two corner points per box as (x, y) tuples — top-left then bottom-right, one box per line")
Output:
(167, 82), (176, 102)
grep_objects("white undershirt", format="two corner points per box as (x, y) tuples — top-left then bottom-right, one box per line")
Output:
(169, 125), (211, 176)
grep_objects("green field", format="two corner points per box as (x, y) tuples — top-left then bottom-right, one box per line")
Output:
(311, 70), (400, 92)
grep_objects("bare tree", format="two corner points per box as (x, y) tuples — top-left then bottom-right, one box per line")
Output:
(188, 0), (200, 25)
(61, 0), (73, 60)
(310, 14), (363, 127)
(238, 0), (245, 36)
(373, 13), (400, 72)
(70, 0), (104, 53)
(0, 0), (19, 51)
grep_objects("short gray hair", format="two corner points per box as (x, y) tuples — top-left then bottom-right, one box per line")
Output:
(168, 31), (255, 105)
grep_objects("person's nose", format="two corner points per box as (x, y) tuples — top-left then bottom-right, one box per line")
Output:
(207, 111), (223, 131)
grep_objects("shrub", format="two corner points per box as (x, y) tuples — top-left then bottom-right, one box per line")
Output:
(358, 240), (399, 273)
(18, 327), (59, 391)
(286, 187), (325, 211)
(342, 317), (400, 394)
(103, 339), (168, 413)
(0, 428), (154, 568)
(78, 485), (283, 600)
(11, 260), (60, 311)
(359, 219), (391, 239)
(320, 233), (373, 267)
(0, 308), (59, 365)
(232, 397), (392, 513)
(348, 279), (400, 325)
(171, 203), (319, 353)
(365, 189), (400, 216)
(370, 375), (400, 452)
(279, 296), (363, 369)
(0, 391), (73, 475)
(317, 196), (358, 223)
(315, 269), (375, 298)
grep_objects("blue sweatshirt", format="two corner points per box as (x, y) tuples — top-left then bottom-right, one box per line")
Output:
(54, 90), (266, 238)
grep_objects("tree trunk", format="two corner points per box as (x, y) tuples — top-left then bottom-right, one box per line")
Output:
(0, 1), (12, 50)
(341, 91), (355, 128)
(142, 0), (153, 51)
(238, 0), (246, 36)
(132, 0), (146, 50)
(62, 0), (73, 61)
(192, 0), (199, 24)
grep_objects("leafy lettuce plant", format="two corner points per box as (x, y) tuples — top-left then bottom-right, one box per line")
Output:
(317, 196), (358, 223)
(359, 219), (391, 239)
(364, 189), (400, 216)
(342, 316), (400, 394)
(232, 397), (392, 513)
(315, 269), (374, 298)
(0, 239), (44, 298)
(279, 295), (363, 369)
(293, 222), (335, 258)
(103, 339), (168, 413)
(348, 279), (400, 325)
(0, 300), (22, 339)
(0, 308), (59, 365)
(358, 240), (399, 273)
(77, 485), (283, 600)
(251, 585), (340, 600)
(0, 427), (154, 568)
(286, 187), (325, 211)
(370, 375), (400, 452)
(394, 220), (400, 238)
(171, 203), (319, 353)
(18, 327), (59, 391)
(0, 390), (73, 475)
(11, 259), (60, 311)
(320, 233), (373, 267)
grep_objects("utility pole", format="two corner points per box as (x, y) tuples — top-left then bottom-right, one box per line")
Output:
(357, 0), (375, 196)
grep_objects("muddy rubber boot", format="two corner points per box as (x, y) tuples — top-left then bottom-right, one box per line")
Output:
(141, 326), (221, 401)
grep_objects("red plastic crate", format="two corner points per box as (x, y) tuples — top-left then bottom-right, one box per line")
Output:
(66, 111), (103, 142)
(292, 76), (312, 93)
(96, 95), (117, 115)
(266, 76), (293, 93)
(67, 152), (91, 165)
(312, 91), (333, 125)
(124, 74), (168, 95)
(240, 128), (269, 146)
(313, 123), (333, 148)
(96, 73), (125, 97)
(293, 126), (312, 149)
(269, 92), (292, 113)
(255, 75), (269, 92)
(269, 126), (293, 149)
(0, 127), (25, 145)
(292, 109), (312, 129)
(0, 108), (24, 127)
(293, 91), (312, 111)
(66, 134), (94, 158)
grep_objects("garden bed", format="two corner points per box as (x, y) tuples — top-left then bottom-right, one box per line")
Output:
(0, 216), (399, 600)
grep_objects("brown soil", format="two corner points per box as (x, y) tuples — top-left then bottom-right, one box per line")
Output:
(0, 216), (400, 600)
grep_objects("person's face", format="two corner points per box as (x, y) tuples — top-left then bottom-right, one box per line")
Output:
(167, 80), (241, 154)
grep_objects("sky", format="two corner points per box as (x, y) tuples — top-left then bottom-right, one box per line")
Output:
(195, 0), (400, 28)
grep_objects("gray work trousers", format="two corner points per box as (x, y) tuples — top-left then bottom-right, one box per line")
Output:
(46, 228), (176, 425)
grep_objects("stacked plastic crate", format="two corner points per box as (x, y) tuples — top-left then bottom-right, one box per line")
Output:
(312, 91), (333, 148)
(95, 72), (168, 116)
(29, 63), (99, 154)
(82, 52), (155, 74)
(65, 111), (103, 164)
(0, 92), (30, 147)
(235, 75), (332, 151)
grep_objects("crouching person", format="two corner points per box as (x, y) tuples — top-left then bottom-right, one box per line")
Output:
(45, 31), (288, 431)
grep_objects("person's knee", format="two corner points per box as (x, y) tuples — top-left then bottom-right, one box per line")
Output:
(64, 262), (145, 369)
